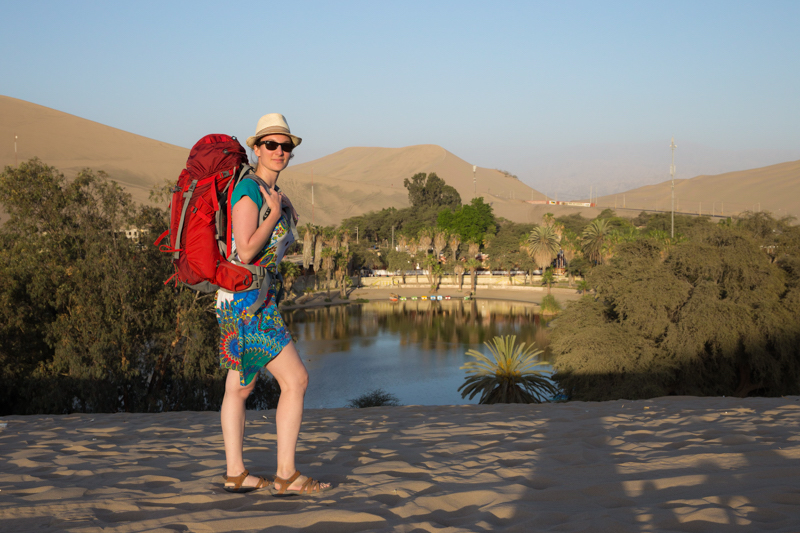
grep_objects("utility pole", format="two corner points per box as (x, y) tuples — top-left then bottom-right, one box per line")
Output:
(472, 165), (477, 197)
(391, 225), (395, 250)
(311, 168), (315, 225)
(14, 135), (18, 166)
(356, 226), (358, 244)
(670, 137), (677, 239)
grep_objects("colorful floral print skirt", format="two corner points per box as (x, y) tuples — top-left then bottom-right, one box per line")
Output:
(217, 289), (292, 387)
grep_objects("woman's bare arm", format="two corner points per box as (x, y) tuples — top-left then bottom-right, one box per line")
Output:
(232, 186), (283, 264)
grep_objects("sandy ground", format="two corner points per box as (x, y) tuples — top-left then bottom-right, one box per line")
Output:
(2, 397), (800, 532)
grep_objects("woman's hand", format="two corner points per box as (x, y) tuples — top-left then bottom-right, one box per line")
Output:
(260, 185), (282, 218)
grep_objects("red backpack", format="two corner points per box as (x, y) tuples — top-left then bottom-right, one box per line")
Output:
(154, 134), (281, 311)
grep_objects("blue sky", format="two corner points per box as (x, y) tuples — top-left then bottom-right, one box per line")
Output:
(2, 1), (798, 194)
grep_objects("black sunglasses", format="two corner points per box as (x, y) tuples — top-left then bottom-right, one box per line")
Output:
(256, 140), (295, 152)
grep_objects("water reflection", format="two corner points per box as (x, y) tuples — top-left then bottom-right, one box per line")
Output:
(283, 300), (553, 408)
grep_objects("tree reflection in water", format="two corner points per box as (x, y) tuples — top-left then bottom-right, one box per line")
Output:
(282, 300), (553, 407)
(284, 300), (553, 360)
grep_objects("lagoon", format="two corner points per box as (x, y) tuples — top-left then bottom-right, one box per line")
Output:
(282, 299), (554, 409)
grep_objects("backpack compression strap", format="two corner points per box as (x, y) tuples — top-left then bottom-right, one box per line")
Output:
(173, 179), (198, 259)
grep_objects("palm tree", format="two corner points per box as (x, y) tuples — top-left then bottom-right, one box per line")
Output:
(301, 223), (315, 271)
(278, 260), (300, 299)
(423, 254), (439, 292)
(582, 218), (611, 265)
(340, 228), (351, 253)
(458, 335), (558, 404)
(527, 225), (561, 271)
(454, 262), (465, 291)
(468, 240), (480, 259)
(433, 230), (448, 260)
(335, 252), (351, 299)
(313, 226), (324, 273)
(327, 228), (341, 253)
(418, 228), (433, 254)
(466, 258), (481, 294)
(397, 234), (409, 253)
(449, 233), (461, 262)
(320, 248), (335, 297)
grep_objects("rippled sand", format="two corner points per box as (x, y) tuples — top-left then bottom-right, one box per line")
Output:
(2, 397), (800, 532)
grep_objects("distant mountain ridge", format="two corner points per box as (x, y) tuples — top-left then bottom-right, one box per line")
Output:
(2, 95), (798, 225)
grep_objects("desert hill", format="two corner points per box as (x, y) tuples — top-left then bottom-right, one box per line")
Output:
(1, 96), (559, 226)
(591, 159), (800, 220)
(5, 95), (796, 227)
(0, 95), (188, 207)
(278, 145), (566, 226)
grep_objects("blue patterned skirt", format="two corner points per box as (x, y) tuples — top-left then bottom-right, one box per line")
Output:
(217, 289), (292, 387)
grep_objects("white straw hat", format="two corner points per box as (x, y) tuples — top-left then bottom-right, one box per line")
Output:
(246, 113), (302, 148)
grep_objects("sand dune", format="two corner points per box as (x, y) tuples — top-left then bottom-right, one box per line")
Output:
(3, 95), (798, 226)
(277, 145), (552, 227)
(1, 96), (555, 226)
(591, 159), (800, 220)
(2, 397), (800, 532)
(0, 95), (188, 208)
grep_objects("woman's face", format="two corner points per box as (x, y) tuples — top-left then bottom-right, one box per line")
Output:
(254, 133), (293, 173)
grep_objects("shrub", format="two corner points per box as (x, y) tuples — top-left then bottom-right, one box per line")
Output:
(347, 388), (401, 408)
(540, 294), (562, 314)
(459, 335), (558, 404)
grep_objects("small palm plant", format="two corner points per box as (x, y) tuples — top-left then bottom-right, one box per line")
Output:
(458, 335), (558, 404)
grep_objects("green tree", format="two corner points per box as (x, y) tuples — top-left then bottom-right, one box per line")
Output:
(541, 267), (555, 294)
(458, 335), (558, 404)
(0, 159), (242, 414)
(437, 197), (496, 243)
(551, 222), (800, 401)
(403, 172), (461, 209)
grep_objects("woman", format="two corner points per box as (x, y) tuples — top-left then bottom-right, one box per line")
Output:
(217, 113), (330, 496)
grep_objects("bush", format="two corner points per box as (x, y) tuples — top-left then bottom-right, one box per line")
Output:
(540, 294), (562, 314)
(347, 388), (401, 408)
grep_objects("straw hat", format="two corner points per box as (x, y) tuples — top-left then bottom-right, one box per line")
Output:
(246, 113), (302, 148)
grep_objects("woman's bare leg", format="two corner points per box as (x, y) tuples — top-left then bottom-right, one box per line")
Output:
(266, 341), (329, 490)
(220, 368), (260, 486)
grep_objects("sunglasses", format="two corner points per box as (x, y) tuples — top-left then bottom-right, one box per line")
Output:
(256, 140), (295, 152)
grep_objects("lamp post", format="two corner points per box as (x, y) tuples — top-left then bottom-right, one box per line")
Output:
(670, 137), (677, 239)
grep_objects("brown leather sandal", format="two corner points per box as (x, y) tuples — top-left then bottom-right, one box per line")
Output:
(222, 469), (271, 493)
(270, 470), (332, 497)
